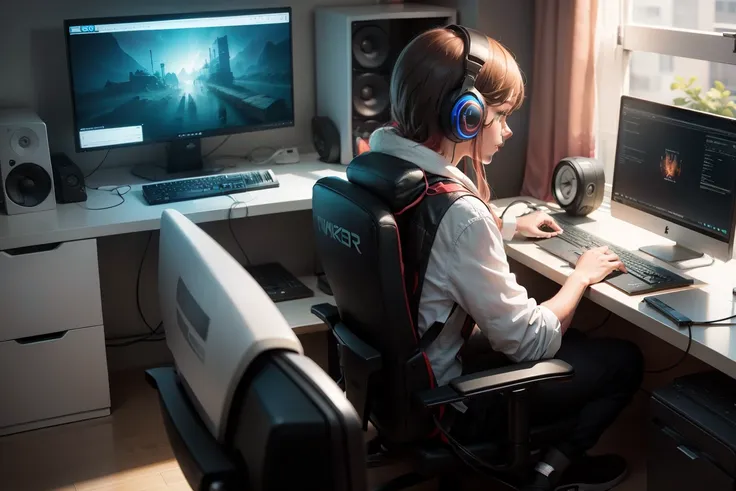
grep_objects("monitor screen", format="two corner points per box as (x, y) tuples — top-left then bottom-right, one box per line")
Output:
(64, 8), (294, 151)
(612, 96), (736, 243)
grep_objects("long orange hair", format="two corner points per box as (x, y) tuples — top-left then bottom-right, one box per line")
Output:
(389, 26), (525, 219)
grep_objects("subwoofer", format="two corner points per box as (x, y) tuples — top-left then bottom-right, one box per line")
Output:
(315, 4), (457, 164)
(0, 109), (56, 215)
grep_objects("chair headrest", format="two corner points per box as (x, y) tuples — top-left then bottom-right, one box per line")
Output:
(346, 152), (427, 213)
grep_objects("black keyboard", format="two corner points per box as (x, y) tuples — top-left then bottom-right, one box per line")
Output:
(245, 262), (314, 303)
(142, 170), (279, 205)
(541, 213), (693, 294)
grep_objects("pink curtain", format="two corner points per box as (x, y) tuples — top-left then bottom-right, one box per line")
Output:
(521, 0), (599, 201)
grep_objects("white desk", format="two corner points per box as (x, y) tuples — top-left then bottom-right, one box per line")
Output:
(495, 196), (736, 380)
(0, 154), (346, 436)
(0, 154), (347, 251)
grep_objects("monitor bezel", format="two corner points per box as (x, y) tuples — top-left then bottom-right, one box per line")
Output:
(63, 6), (295, 153)
(611, 95), (736, 261)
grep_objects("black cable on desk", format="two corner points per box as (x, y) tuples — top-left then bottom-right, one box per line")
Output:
(500, 199), (538, 220)
(644, 313), (736, 374)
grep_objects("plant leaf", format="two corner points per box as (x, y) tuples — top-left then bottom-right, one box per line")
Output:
(715, 80), (726, 91)
(673, 97), (688, 105)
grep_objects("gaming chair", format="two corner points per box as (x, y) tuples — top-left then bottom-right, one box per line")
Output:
(311, 152), (576, 490)
(146, 209), (367, 491)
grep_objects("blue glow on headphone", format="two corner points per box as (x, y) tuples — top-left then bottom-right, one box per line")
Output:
(451, 93), (483, 140)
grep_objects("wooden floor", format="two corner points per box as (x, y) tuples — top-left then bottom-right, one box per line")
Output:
(0, 369), (648, 491)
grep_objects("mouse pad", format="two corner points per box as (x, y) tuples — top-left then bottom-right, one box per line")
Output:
(645, 288), (736, 324)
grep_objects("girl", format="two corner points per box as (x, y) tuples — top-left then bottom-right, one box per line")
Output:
(368, 25), (643, 491)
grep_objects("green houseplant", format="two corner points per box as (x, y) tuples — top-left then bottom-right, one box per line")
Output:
(671, 76), (736, 117)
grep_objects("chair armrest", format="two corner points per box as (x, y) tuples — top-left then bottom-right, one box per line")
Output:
(311, 303), (340, 330)
(328, 322), (383, 431)
(333, 323), (382, 373)
(416, 359), (574, 408)
(145, 367), (239, 490)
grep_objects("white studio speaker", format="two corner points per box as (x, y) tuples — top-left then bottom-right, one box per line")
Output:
(0, 109), (56, 215)
(315, 3), (457, 164)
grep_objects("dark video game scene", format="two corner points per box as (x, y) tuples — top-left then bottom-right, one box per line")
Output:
(67, 17), (294, 144)
(660, 149), (682, 182)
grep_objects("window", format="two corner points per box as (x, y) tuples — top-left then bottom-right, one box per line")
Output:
(596, 0), (736, 185)
(659, 54), (674, 72)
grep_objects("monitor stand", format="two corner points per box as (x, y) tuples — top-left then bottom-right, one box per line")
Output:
(131, 138), (224, 182)
(639, 243), (714, 269)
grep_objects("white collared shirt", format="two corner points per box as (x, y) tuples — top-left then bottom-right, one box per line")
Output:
(369, 128), (563, 386)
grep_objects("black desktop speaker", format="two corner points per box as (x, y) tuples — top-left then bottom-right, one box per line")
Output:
(551, 157), (605, 216)
(312, 116), (341, 163)
(51, 153), (87, 203)
(315, 5), (457, 164)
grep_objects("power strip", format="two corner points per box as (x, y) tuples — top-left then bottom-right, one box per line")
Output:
(274, 147), (300, 164)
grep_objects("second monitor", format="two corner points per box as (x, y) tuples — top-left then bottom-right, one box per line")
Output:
(612, 96), (736, 266)
(64, 7), (295, 181)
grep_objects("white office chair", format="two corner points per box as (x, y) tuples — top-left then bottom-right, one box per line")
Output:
(145, 209), (367, 491)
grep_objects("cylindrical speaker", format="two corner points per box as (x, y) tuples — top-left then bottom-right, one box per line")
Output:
(551, 157), (605, 216)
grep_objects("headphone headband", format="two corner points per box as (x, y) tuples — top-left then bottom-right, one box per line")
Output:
(446, 25), (491, 92)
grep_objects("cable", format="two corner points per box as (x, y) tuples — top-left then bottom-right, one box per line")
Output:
(105, 231), (164, 348)
(84, 149), (111, 179)
(77, 185), (130, 211)
(202, 135), (232, 159)
(643, 313), (736, 374)
(432, 414), (515, 481)
(645, 324), (692, 374)
(585, 311), (612, 334)
(500, 199), (537, 220)
(227, 195), (251, 265)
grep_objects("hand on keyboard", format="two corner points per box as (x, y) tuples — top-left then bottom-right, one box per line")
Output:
(572, 246), (628, 286)
(517, 211), (563, 238)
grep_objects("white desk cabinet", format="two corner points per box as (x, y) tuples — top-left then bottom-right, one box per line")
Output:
(0, 238), (110, 435)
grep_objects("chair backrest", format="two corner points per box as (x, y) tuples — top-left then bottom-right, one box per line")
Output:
(152, 209), (367, 491)
(312, 152), (437, 443)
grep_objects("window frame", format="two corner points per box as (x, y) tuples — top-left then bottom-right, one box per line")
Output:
(596, 0), (736, 197)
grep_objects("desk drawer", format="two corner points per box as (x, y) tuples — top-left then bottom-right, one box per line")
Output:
(0, 239), (102, 342)
(0, 325), (110, 434)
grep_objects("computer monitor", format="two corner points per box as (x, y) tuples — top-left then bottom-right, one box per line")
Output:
(611, 95), (736, 266)
(63, 7), (294, 181)
(150, 209), (366, 490)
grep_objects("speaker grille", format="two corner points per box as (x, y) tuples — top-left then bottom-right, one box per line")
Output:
(349, 17), (449, 157)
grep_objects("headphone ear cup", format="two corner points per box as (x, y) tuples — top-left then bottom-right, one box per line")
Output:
(440, 89), (462, 142)
(444, 90), (485, 143)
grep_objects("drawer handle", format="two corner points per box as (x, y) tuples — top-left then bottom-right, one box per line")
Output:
(2, 242), (62, 257)
(15, 330), (68, 345)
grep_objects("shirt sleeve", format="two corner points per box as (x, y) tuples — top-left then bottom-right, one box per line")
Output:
(490, 203), (517, 241)
(447, 213), (562, 362)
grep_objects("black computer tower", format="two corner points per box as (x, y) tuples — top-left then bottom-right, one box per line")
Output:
(649, 371), (736, 490)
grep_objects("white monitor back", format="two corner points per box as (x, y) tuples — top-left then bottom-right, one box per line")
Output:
(158, 209), (302, 442)
(610, 96), (736, 264)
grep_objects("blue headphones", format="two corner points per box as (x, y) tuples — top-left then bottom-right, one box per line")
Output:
(440, 25), (491, 143)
